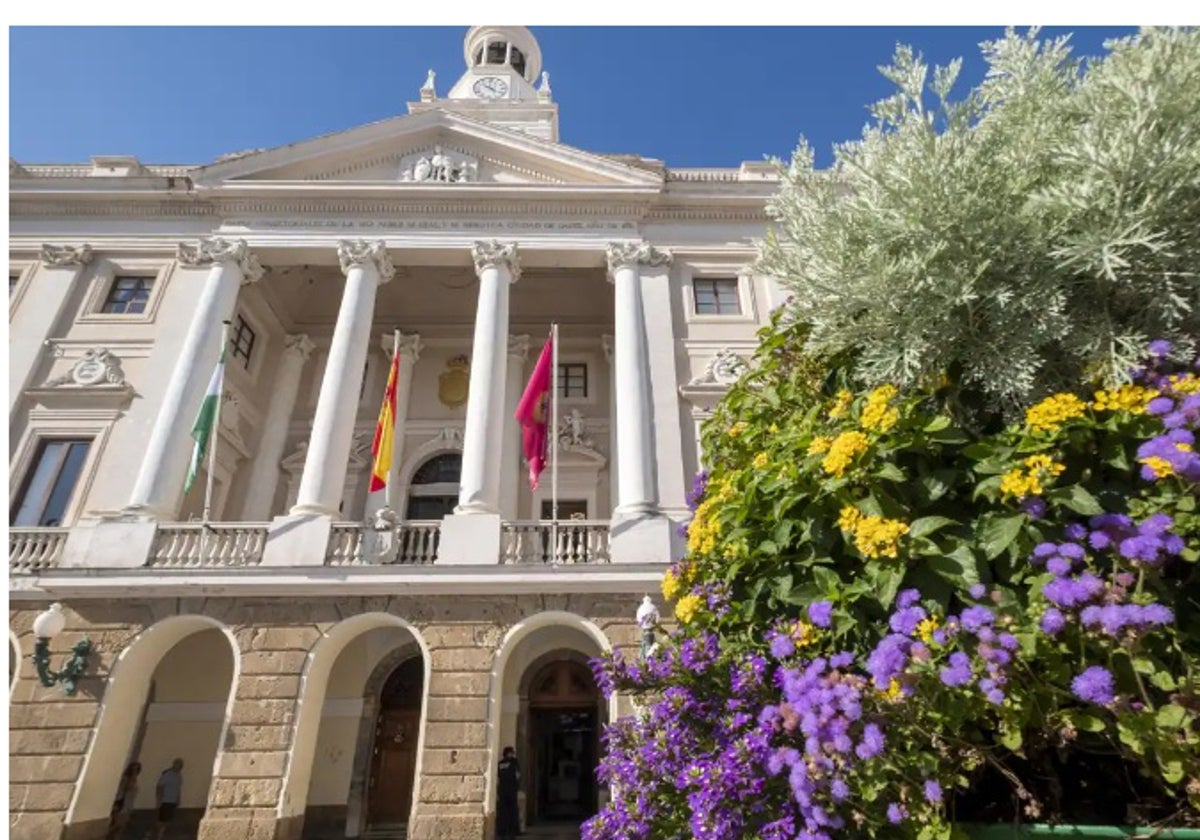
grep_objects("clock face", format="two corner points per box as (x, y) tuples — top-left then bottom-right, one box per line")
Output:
(473, 76), (509, 99)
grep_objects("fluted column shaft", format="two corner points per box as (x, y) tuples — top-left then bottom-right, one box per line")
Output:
(293, 241), (394, 517)
(602, 333), (618, 514)
(502, 335), (531, 519)
(241, 334), (314, 520)
(457, 242), (520, 515)
(607, 242), (671, 517)
(126, 238), (262, 517)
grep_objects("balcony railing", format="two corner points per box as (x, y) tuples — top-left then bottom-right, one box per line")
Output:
(146, 523), (269, 569)
(326, 521), (441, 566)
(501, 521), (612, 565)
(9, 528), (67, 573)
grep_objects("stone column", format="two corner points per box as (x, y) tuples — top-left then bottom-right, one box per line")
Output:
(437, 242), (519, 565)
(456, 241), (520, 515)
(502, 335), (530, 520)
(9, 244), (93, 421)
(606, 242), (674, 563)
(601, 333), (617, 515)
(241, 334), (315, 521)
(365, 332), (422, 522)
(125, 238), (262, 518)
(291, 241), (394, 517)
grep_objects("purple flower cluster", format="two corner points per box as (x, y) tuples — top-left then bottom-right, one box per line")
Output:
(1079, 603), (1173, 637)
(688, 470), (710, 511)
(1071, 665), (1115, 705)
(1138, 428), (1200, 481)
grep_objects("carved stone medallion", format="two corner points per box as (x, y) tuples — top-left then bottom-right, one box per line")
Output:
(437, 355), (470, 409)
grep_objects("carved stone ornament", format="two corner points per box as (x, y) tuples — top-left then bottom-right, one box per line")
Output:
(471, 241), (521, 281)
(39, 244), (94, 267)
(605, 241), (673, 275)
(432, 426), (465, 448)
(558, 409), (596, 450)
(282, 333), (316, 361)
(508, 334), (531, 360)
(381, 331), (423, 362)
(46, 347), (126, 387)
(399, 145), (477, 183)
(688, 348), (749, 387)
(438, 355), (471, 409)
(176, 237), (264, 283)
(337, 240), (396, 283)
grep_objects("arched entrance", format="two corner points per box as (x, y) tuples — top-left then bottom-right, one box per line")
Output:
(525, 658), (602, 826)
(405, 452), (461, 520)
(367, 656), (424, 827)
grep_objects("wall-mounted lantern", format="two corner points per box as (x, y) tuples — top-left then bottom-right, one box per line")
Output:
(31, 603), (92, 696)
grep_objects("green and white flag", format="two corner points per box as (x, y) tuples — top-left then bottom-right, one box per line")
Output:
(184, 349), (226, 494)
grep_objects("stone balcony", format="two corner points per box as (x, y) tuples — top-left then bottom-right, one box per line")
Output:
(8, 519), (615, 574)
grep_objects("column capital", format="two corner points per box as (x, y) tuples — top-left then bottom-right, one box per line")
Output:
(380, 331), (423, 361)
(605, 241), (672, 277)
(471, 240), (521, 282)
(282, 333), (316, 361)
(338, 240), (395, 283)
(177, 237), (264, 282)
(39, 243), (93, 267)
(601, 333), (614, 363)
(507, 334), (531, 361)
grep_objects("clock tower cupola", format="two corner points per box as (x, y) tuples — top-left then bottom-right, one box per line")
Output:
(408, 26), (560, 142)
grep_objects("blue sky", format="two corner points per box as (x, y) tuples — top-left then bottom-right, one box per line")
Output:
(9, 26), (1137, 168)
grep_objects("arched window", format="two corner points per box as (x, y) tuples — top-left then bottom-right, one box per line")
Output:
(510, 46), (527, 78)
(405, 453), (460, 520)
(486, 40), (507, 65)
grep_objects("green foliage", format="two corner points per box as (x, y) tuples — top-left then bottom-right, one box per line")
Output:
(757, 28), (1200, 419)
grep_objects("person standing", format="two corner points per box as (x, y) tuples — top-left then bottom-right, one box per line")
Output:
(106, 761), (141, 839)
(496, 746), (521, 840)
(154, 758), (184, 840)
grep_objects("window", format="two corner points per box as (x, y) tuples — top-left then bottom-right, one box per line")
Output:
(9, 273), (20, 297)
(229, 314), (256, 370)
(405, 452), (462, 521)
(487, 40), (507, 64)
(101, 276), (154, 314)
(11, 438), (92, 526)
(541, 499), (588, 520)
(558, 364), (588, 399)
(693, 278), (741, 315)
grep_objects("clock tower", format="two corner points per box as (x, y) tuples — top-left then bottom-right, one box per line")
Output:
(408, 26), (560, 142)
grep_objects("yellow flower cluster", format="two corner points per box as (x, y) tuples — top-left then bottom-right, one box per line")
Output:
(675, 593), (703, 624)
(789, 620), (818, 650)
(1024, 393), (1087, 433)
(828, 389), (853, 420)
(728, 421), (748, 438)
(1092, 385), (1155, 414)
(753, 452), (770, 470)
(822, 431), (871, 477)
(1140, 456), (1174, 479)
(880, 678), (904, 702)
(687, 499), (720, 555)
(661, 568), (683, 600)
(1000, 453), (1066, 498)
(839, 506), (910, 559)
(915, 616), (940, 644)
(861, 384), (900, 432)
(808, 436), (833, 455)
(1168, 374), (1200, 395)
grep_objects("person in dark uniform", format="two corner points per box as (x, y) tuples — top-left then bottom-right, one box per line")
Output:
(496, 746), (521, 840)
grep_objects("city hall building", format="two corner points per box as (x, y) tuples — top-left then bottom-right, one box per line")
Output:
(8, 26), (779, 840)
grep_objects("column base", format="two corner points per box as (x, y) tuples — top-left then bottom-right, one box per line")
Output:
(261, 513), (332, 567)
(289, 502), (340, 517)
(435, 513), (502, 565)
(610, 512), (673, 564)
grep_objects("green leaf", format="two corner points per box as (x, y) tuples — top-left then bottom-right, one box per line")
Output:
(1066, 711), (1107, 733)
(872, 565), (906, 609)
(810, 566), (843, 595)
(759, 540), (780, 556)
(909, 516), (959, 540)
(1117, 722), (1146, 755)
(1049, 484), (1105, 516)
(977, 514), (1025, 560)
(875, 463), (906, 482)
(1162, 759), (1185, 785)
(1000, 726), (1023, 752)
(1132, 656), (1157, 675)
(928, 544), (982, 587)
(1150, 671), (1177, 691)
(1156, 704), (1187, 729)
(923, 415), (952, 433)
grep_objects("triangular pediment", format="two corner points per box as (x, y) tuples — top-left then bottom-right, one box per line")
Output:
(192, 110), (662, 189)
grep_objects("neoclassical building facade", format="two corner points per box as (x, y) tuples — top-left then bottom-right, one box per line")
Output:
(8, 26), (780, 840)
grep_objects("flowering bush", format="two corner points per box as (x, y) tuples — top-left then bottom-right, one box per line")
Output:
(587, 337), (1200, 839)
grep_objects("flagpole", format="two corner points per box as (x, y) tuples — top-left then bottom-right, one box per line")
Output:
(201, 320), (231, 558)
(550, 323), (559, 563)
(385, 328), (400, 512)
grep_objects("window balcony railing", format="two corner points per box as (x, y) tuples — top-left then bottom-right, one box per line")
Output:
(325, 521), (441, 566)
(501, 520), (612, 565)
(9, 528), (68, 574)
(146, 523), (269, 569)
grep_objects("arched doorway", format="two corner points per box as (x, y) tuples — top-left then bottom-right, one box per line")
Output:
(367, 656), (424, 828)
(405, 452), (461, 520)
(525, 658), (602, 827)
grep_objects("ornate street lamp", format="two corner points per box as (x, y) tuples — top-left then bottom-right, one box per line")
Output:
(636, 595), (660, 660)
(31, 603), (92, 696)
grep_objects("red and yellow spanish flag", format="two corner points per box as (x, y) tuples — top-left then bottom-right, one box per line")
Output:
(368, 343), (400, 493)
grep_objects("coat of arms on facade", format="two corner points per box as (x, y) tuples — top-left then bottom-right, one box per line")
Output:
(46, 347), (126, 387)
(438, 355), (470, 408)
(399, 146), (479, 183)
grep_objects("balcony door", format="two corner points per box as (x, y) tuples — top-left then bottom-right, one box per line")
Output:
(404, 453), (460, 520)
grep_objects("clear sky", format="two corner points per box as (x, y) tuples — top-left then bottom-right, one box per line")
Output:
(9, 26), (1137, 169)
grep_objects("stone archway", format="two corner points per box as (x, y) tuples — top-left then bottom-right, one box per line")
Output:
(65, 616), (239, 840)
(9, 630), (20, 697)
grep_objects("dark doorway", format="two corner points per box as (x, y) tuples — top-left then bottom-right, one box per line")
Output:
(367, 657), (423, 828)
(525, 659), (602, 827)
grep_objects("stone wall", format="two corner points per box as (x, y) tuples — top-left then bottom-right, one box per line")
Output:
(8, 592), (642, 840)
